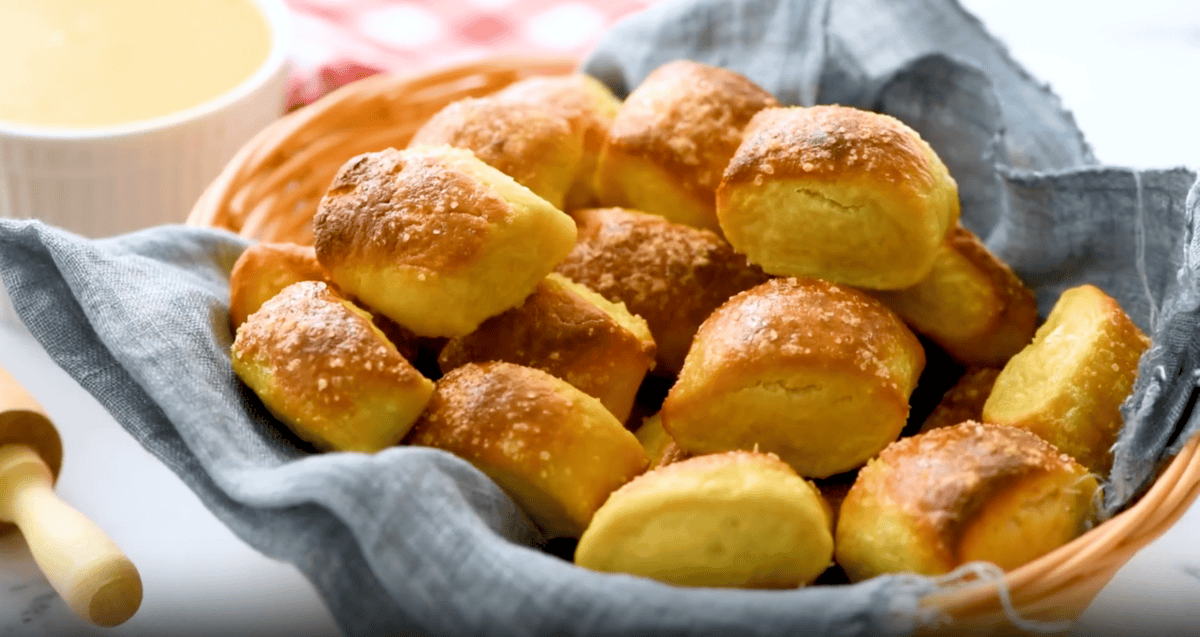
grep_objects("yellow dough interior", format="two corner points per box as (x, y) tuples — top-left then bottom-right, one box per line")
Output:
(719, 177), (941, 289)
(598, 153), (720, 232)
(576, 459), (832, 588)
(634, 414), (672, 462)
(552, 273), (654, 348)
(835, 481), (950, 581)
(668, 369), (908, 478)
(874, 242), (997, 342)
(957, 469), (1097, 570)
(986, 303), (1097, 421)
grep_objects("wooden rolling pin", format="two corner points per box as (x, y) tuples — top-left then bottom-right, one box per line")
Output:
(0, 363), (142, 627)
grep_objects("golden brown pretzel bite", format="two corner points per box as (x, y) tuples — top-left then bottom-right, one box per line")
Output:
(835, 421), (1097, 582)
(228, 241), (422, 362)
(231, 281), (434, 453)
(575, 450), (833, 588)
(554, 207), (770, 376)
(438, 273), (656, 423)
(228, 242), (329, 331)
(872, 225), (1038, 367)
(982, 284), (1150, 474)
(405, 361), (648, 539)
(661, 276), (925, 478)
(490, 74), (621, 210)
(313, 145), (576, 338)
(409, 98), (579, 210)
(717, 105), (960, 290)
(596, 60), (778, 232)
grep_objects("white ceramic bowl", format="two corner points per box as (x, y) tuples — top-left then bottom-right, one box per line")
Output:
(0, 0), (292, 239)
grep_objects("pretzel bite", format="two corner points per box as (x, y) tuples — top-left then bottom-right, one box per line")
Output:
(491, 74), (621, 210)
(405, 362), (648, 538)
(835, 422), (1098, 582)
(661, 277), (925, 478)
(872, 225), (1038, 367)
(554, 207), (770, 376)
(717, 105), (959, 289)
(596, 60), (779, 232)
(633, 413), (691, 470)
(982, 284), (1150, 474)
(575, 450), (833, 588)
(229, 242), (329, 330)
(226, 241), (421, 361)
(918, 367), (1001, 434)
(437, 273), (656, 423)
(408, 98), (581, 210)
(231, 281), (435, 453)
(409, 74), (619, 211)
(313, 146), (576, 337)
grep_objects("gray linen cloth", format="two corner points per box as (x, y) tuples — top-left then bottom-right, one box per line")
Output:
(1, 0), (1197, 635)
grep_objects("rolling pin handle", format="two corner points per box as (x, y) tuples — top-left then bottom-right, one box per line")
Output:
(0, 443), (143, 627)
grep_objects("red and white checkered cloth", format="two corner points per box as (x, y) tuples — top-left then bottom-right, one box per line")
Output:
(283, 0), (656, 109)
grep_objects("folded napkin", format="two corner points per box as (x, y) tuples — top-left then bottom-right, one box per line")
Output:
(2, 0), (1198, 635)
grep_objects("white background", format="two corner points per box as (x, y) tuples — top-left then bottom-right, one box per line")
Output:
(1, 1), (1199, 636)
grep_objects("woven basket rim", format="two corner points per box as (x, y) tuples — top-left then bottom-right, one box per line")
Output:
(187, 55), (1200, 630)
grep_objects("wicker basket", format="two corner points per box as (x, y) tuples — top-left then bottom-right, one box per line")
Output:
(185, 56), (1200, 635)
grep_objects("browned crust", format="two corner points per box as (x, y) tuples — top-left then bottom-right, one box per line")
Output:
(403, 361), (647, 536)
(867, 421), (1084, 552)
(313, 147), (509, 275)
(721, 105), (943, 200)
(229, 242), (329, 330)
(918, 367), (1002, 434)
(408, 97), (576, 201)
(683, 277), (925, 396)
(554, 207), (770, 375)
(869, 225), (1037, 367)
(437, 276), (655, 397)
(602, 60), (778, 201)
(406, 362), (578, 458)
(232, 281), (428, 411)
(493, 74), (618, 159)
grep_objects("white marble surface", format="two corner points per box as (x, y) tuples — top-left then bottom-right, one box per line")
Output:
(0, 315), (341, 637)
(2, 0), (1200, 636)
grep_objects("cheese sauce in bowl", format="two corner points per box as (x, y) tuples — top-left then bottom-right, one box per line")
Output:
(1, 0), (272, 129)
(0, 0), (290, 238)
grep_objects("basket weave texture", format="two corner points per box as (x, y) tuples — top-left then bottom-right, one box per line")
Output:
(186, 57), (1200, 634)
